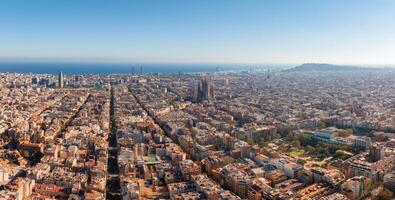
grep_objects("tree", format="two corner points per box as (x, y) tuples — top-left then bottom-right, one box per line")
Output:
(291, 140), (301, 149)
(378, 133), (389, 142)
(334, 151), (351, 160)
(329, 144), (342, 154)
(298, 135), (314, 146)
(368, 130), (375, 138)
(306, 145), (315, 153)
(297, 159), (307, 165)
(312, 142), (330, 159)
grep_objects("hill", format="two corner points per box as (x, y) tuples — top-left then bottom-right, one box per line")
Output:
(287, 63), (365, 72)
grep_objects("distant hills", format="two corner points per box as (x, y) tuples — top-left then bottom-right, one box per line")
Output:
(286, 63), (370, 72)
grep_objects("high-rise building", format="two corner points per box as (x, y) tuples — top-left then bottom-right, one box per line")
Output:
(197, 76), (215, 103)
(58, 71), (64, 88)
(140, 66), (143, 75)
(224, 79), (229, 87)
(32, 77), (39, 85)
(131, 66), (135, 76)
(369, 144), (384, 162)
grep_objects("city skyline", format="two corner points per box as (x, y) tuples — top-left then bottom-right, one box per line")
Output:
(2, 68), (395, 199)
(2, 1), (395, 199)
(1, 0), (395, 65)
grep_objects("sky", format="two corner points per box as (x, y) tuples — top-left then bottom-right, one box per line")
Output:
(0, 0), (394, 65)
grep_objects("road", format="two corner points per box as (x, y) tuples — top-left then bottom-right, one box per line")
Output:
(106, 85), (121, 200)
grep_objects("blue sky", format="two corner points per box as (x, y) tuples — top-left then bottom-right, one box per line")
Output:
(0, 0), (394, 64)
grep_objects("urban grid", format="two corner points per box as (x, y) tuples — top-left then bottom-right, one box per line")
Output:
(1, 67), (395, 200)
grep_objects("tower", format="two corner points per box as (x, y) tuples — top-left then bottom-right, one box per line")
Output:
(131, 66), (135, 76)
(32, 77), (39, 85)
(197, 76), (215, 103)
(140, 66), (143, 75)
(58, 71), (64, 88)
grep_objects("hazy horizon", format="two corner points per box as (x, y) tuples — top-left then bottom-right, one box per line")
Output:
(0, 58), (394, 69)
(1, 0), (395, 65)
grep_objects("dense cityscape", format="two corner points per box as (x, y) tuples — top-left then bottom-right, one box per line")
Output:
(1, 67), (395, 199)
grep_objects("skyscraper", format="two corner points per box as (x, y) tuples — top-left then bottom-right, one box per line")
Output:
(140, 66), (143, 75)
(58, 71), (64, 88)
(197, 76), (215, 103)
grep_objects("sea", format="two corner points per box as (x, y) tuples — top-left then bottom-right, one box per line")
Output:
(0, 61), (278, 75)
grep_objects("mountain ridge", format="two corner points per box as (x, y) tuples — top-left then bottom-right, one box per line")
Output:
(287, 63), (368, 72)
